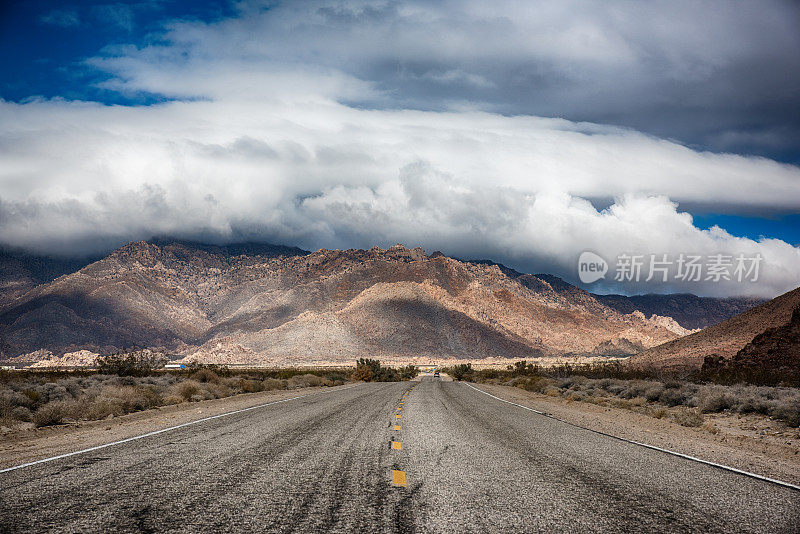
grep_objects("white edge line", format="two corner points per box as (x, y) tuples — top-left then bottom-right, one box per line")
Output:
(0, 383), (360, 475)
(463, 382), (800, 492)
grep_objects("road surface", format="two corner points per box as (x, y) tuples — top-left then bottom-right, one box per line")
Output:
(1, 378), (798, 533)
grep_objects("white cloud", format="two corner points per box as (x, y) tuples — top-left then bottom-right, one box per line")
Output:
(1, 0), (800, 298)
(0, 93), (799, 297)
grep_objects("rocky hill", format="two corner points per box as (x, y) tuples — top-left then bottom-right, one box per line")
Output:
(721, 306), (800, 378)
(627, 286), (800, 370)
(0, 240), (698, 366)
(595, 293), (763, 330)
(0, 246), (97, 305)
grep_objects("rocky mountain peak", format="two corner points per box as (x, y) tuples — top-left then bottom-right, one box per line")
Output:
(0, 239), (766, 366)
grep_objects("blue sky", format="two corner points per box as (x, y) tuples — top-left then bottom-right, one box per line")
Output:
(0, 1), (234, 105)
(694, 213), (800, 247)
(0, 1), (799, 297)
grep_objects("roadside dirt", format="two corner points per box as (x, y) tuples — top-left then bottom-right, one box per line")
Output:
(474, 382), (800, 486)
(0, 385), (349, 470)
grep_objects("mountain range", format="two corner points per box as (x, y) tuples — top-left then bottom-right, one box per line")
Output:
(0, 239), (765, 366)
(628, 286), (800, 370)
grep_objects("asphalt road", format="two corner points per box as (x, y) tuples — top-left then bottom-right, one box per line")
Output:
(1, 378), (798, 533)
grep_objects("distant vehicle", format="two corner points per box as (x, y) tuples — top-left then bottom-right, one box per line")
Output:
(164, 363), (187, 369)
(433, 370), (440, 378)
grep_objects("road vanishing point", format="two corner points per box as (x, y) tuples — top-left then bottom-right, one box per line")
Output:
(1, 377), (798, 533)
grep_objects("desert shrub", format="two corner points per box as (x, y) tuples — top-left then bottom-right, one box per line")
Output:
(59, 378), (84, 398)
(324, 371), (348, 384)
(37, 383), (72, 404)
(238, 379), (264, 393)
(651, 407), (668, 419)
(628, 396), (646, 407)
(190, 369), (220, 383)
(672, 408), (704, 427)
(350, 359), (411, 382)
(219, 377), (241, 389)
(521, 376), (554, 393)
(351, 364), (373, 382)
(262, 378), (285, 391)
(288, 374), (325, 388)
(566, 392), (586, 402)
(163, 394), (183, 405)
(448, 363), (474, 382)
(10, 406), (32, 421)
(67, 385), (162, 420)
(559, 375), (588, 390)
(0, 396), (12, 417)
(658, 387), (692, 407)
(33, 401), (74, 427)
(3, 390), (34, 409)
(106, 386), (161, 412)
(605, 383), (626, 395)
(22, 388), (42, 405)
(0, 366), (352, 428)
(698, 391), (735, 413)
(352, 359), (381, 381)
(96, 351), (166, 377)
(77, 397), (124, 420)
(190, 390), (214, 402)
(619, 381), (650, 400)
(203, 382), (232, 398)
(174, 380), (202, 400)
(510, 360), (542, 376)
(736, 395), (773, 415)
(595, 378), (615, 389)
(461, 359), (800, 388)
(481, 369), (503, 380)
(771, 401), (800, 427)
(459, 360), (799, 428)
(643, 384), (664, 402)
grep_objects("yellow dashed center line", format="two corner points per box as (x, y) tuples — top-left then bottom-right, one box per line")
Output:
(392, 470), (406, 486)
(391, 386), (416, 489)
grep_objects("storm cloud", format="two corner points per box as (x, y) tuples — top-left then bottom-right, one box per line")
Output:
(95, 0), (800, 159)
(1, 0), (799, 297)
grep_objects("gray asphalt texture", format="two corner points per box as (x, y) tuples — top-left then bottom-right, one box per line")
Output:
(1, 377), (799, 533)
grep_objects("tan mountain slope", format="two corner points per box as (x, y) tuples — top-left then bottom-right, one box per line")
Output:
(1, 240), (688, 365)
(627, 286), (800, 370)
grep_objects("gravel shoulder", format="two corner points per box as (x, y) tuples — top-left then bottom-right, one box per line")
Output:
(0, 384), (352, 470)
(471, 382), (800, 486)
